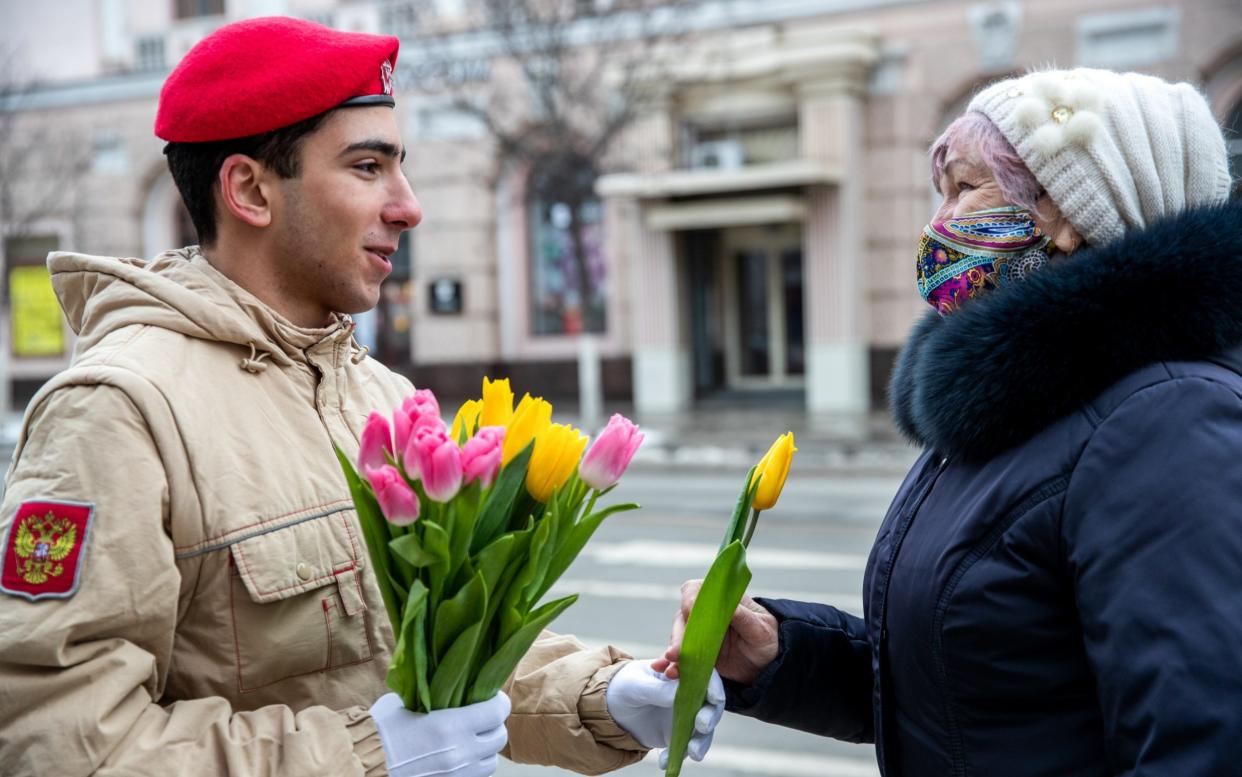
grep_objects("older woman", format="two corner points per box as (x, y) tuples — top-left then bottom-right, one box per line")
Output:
(658, 68), (1242, 775)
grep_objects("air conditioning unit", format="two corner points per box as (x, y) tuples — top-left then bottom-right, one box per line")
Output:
(690, 139), (745, 170)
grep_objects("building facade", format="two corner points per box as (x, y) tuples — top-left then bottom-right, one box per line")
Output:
(1, 0), (1240, 416)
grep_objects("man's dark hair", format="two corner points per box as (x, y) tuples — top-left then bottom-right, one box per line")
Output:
(163, 110), (332, 246)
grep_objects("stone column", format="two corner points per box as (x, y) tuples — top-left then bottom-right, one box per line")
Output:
(624, 94), (692, 414)
(793, 50), (874, 415)
(630, 218), (691, 413)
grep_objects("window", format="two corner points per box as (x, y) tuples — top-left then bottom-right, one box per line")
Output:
(174, 0), (224, 20)
(380, 1), (420, 40)
(528, 160), (606, 335)
(681, 120), (798, 170)
(4, 235), (64, 359)
(134, 34), (166, 72)
(1076, 7), (1180, 70)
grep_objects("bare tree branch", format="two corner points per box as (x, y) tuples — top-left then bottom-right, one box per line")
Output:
(407, 0), (690, 333)
(0, 46), (91, 240)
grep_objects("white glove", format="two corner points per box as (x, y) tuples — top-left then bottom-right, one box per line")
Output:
(605, 660), (725, 768)
(369, 691), (510, 777)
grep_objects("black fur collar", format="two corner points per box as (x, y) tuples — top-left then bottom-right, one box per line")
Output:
(889, 201), (1242, 460)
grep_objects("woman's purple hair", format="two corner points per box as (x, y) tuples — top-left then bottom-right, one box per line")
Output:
(930, 111), (1043, 214)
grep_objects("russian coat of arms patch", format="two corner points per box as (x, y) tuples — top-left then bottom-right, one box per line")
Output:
(1, 500), (94, 601)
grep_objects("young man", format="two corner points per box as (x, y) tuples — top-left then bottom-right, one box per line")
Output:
(0, 17), (721, 776)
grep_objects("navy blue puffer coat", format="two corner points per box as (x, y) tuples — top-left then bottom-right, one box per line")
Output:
(726, 203), (1242, 776)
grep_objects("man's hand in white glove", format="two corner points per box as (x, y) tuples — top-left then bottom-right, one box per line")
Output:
(605, 660), (725, 768)
(369, 691), (510, 777)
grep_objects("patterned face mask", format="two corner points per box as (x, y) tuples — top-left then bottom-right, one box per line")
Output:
(916, 206), (1051, 315)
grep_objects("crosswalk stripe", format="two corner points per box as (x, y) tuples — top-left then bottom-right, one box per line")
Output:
(580, 540), (867, 570)
(551, 578), (863, 615)
(688, 745), (880, 776)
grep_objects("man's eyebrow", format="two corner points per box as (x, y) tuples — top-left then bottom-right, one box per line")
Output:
(340, 139), (406, 163)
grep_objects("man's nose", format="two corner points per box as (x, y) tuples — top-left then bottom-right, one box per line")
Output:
(385, 175), (422, 231)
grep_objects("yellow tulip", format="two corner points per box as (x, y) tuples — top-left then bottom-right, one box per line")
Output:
(450, 399), (483, 443)
(526, 423), (589, 502)
(503, 393), (553, 465)
(481, 376), (514, 428)
(749, 432), (797, 511)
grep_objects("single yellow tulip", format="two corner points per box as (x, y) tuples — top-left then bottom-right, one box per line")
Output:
(526, 423), (589, 502)
(503, 393), (553, 465)
(749, 432), (796, 511)
(481, 377), (514, 428)
(450, 399), (483, 443)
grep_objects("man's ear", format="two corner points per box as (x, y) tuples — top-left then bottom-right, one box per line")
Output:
(218, 154), (273, 229)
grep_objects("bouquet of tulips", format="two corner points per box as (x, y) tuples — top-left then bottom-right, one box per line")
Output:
(334, 377), (644, 712)
(663, 432), (796, 776)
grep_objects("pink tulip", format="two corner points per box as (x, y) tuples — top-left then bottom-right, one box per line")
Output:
(357, 412), (393, 472)
(406, 423), (463, 502)
(365, 465), (420, 525)
(579, 414), (644, 491)
(393, 389), (442, 460)
(462, 426), (506, 489)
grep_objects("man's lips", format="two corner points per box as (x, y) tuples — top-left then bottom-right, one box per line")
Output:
(365, 246), (397, 266)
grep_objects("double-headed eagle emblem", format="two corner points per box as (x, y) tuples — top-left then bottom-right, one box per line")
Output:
(13, 512), (77, 585)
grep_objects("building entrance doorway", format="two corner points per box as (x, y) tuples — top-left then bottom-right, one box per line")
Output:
(685, 223), (805, 396)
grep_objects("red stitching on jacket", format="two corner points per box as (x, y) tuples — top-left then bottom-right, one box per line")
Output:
(323, 597), (334, 670)
(340, 513), (361, 563)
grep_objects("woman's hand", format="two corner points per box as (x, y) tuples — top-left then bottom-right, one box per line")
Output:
(652, 579), (780, 686)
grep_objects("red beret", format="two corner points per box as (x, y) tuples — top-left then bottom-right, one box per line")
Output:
(155, 16), (399, 143)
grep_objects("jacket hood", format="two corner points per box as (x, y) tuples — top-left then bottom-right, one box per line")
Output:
(889, 201), (1242, 460)
(49, 247), (349, 368)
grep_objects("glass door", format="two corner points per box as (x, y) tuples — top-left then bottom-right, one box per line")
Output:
(720, 224), (805, 389)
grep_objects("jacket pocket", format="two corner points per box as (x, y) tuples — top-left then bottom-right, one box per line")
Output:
(228, 509), (374, 691)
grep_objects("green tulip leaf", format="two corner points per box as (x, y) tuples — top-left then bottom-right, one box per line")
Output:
(389, 532), (439, 568)
(722, 466), (759, 552)
(474, 533), (516, 591)
(433, 571), (487, 663)
(467, 593), (578, 705)
(534, 502), (639, 604)
(386, 580), (429, 711)
(517, 509), (555, 609)
(446, 485), (481, 584)
(421, 520), (451, 604)
(664, 540), (752, 777)
(429, 621), (483, 710)
(333, 443), (401, 631)
(472, 442), (535, 554)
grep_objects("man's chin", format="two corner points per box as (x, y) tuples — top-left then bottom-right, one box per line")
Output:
(339, 290), (382, 317)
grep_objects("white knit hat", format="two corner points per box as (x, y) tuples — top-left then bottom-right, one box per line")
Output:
(968, 68), (1232, 246)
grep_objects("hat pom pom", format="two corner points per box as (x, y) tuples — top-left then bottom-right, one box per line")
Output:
(1063, 110), (1104, 148)
(1027, 123), (1064, 160)
(1014, 97), (1048, 130)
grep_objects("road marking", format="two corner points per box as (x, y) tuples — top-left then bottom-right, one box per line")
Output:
(637, 746), (878, 776)
(580, 540), (867, 570)
(691, 745), (879, 776)
(552, 578), (863, 615)
(579, 637), (669, 658)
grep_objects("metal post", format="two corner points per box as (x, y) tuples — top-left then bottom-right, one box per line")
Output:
(577, 332), (603, 433)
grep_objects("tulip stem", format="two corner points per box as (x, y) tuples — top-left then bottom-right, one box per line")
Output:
(582, 490), (600, 522)
(742, 508), (761, 548)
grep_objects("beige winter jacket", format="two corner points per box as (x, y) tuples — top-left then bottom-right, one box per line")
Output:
(0, 248), (645, 776)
